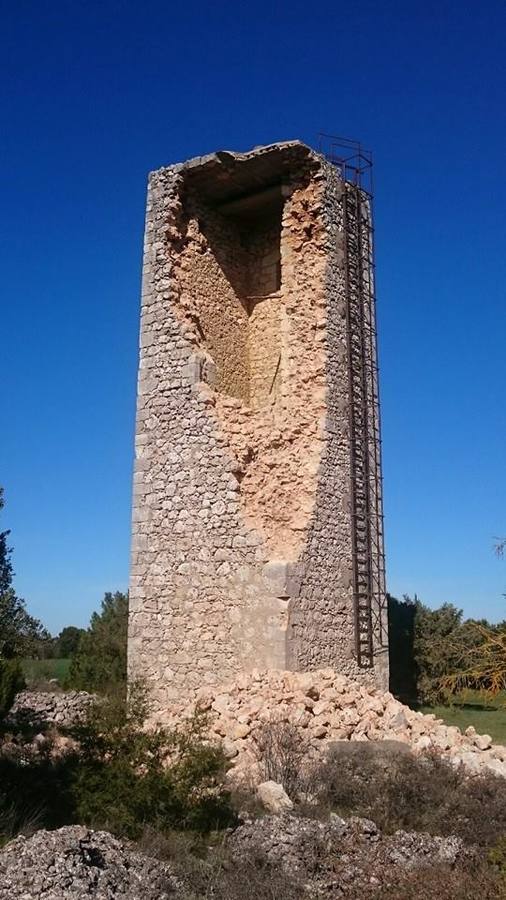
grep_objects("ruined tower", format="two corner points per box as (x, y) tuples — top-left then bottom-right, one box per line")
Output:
(129, 140), (388, 713)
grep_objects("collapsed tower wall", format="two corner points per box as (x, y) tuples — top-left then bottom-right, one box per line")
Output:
(129, 141), (388, 714)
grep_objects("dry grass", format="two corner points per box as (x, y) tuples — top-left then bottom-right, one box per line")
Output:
(138, 826), (305, 900)
(137, 825), (506, 900)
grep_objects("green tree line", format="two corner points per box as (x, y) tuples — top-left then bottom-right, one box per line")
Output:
(388, 594), (506, 705)
(0, 487), (127, 707)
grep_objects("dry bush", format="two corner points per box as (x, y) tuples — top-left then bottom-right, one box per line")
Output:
(185, 864), (504, 900)
(442, 623), (506, 697)
(316, 742), (506, 847)
(254, 721), (314, 799)
(180, 857), (305, 900)
(139, 829), (505, 900)
(228, 780), (266, 820)
(138, 827), (305, 900)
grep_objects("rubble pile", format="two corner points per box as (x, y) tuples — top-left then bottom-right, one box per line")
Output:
(166, 668), (506, 781)
(0, 826), (176, 900)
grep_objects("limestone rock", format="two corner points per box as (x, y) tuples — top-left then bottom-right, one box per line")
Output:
(257, 780), (294, 814)
(161, 667), (506, 783)
(233, 722), (251, 739)
(473, 733), (492, 751)
(227, 813), (469, 895)
(6, 690), (95, 729)
(484, 757), (506, 778)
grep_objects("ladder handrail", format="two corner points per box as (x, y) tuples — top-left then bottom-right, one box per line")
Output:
(342, 181), (387, 667)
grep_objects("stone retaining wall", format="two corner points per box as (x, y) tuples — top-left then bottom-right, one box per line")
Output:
(6, 690), (94, 728)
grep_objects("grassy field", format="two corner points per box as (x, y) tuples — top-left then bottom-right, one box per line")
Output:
(21, 658), (71, 688)
(421, 690), (506, 744)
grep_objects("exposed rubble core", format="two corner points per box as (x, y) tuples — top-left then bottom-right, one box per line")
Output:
(129, 141), (388, 712)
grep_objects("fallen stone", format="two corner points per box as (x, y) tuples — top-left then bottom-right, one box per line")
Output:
(257, 780), (294, 814)
(7, 690), (94, 729)
(227, 813), (470, 894)
(473, 733), (492, 751)
(156, 669), (506, 783)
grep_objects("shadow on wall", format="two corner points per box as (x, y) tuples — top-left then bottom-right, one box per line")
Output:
(192, 191), (285, 409)
(388, 595), (417, 705)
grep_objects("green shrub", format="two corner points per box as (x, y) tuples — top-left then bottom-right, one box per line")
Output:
(0, 683), (234, 843)
(0, 727), (79, 844)
(0, 657), (25, 718)
(489, 835), (506, 878)
(70, 683), (234, 837)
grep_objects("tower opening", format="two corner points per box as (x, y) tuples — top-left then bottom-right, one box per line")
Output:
(187, 183), (284, 407)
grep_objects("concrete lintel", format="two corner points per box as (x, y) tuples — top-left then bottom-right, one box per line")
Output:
(263, 560), (301, 598)
(183, 354), (202, 385)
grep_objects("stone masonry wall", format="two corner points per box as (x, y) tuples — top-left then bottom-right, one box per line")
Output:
(130, 171), (282, 709)
(129, 142), (388, 714)
(288, 162), (359, 679)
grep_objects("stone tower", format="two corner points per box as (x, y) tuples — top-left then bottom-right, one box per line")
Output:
(129, 140), (388, 714)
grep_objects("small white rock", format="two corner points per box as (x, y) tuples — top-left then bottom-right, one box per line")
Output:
(257, 780), (293, 814)
(473, 733), (492, 751)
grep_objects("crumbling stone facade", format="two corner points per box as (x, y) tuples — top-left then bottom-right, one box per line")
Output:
(129, 141), (388, 713)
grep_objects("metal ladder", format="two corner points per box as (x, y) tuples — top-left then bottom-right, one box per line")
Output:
(342, 183), (388, 667)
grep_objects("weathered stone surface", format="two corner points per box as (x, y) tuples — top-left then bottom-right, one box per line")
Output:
(0, 826), (177, 899)
(0, 816), (472, 900)
(257, 780), (294, 813)
(128, 140), (388, 713)
(227, 813), (469, 894)
(473, 732), (492, 751)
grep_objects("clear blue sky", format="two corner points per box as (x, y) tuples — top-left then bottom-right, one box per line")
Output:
(2, 1), (505, 633)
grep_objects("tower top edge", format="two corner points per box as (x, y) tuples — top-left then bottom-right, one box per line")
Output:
(150, 140), (319, 179)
